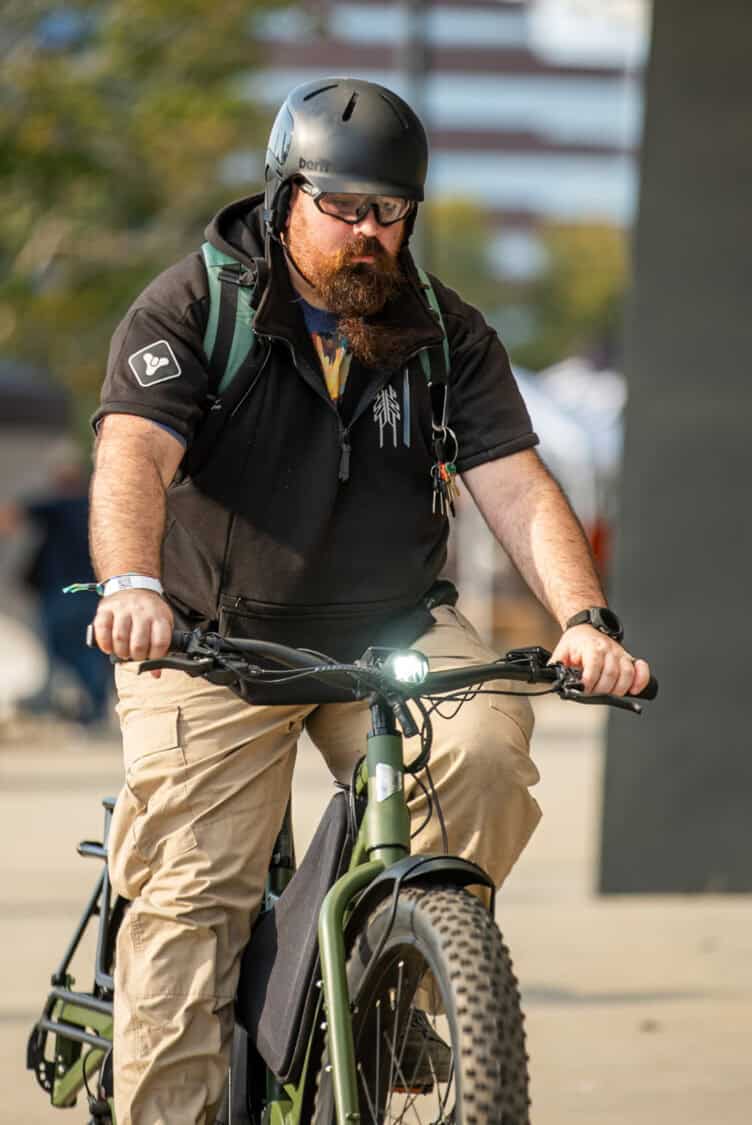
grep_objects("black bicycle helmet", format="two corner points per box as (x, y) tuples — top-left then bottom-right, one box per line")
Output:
(264, 77), (429, 236)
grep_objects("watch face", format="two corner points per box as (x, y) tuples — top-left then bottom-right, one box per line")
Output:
(596, 608), (623, 639)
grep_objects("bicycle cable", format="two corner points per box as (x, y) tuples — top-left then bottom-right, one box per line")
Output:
(80, 1045), (111, 1121)
(424, 760), (449, 854)
(409, 772), (434, 840)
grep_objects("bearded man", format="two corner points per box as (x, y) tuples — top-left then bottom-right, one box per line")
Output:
(91, 78), (650, 1124)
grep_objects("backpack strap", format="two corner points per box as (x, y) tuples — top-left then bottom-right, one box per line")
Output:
(415, 267), (462, 517)
(177, 244), (267, 482)
(415, 265), (451, 430)
(201, 241), (266, 396)
(416, 266), (450, 375)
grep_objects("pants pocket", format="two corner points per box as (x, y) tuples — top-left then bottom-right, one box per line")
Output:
(119, 706), (197, 870)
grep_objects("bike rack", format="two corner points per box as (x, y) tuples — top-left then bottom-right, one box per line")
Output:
(27, 796), (121, 1100)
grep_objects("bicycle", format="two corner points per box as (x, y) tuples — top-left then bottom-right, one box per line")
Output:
(27, 631), (657, 1124)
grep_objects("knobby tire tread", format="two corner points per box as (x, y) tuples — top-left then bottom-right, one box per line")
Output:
(313, 884), (531, 1125)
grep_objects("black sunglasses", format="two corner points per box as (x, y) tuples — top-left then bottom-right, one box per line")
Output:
(298, 181), (414, 226)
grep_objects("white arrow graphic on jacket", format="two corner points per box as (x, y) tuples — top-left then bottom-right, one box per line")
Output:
(374, 386), (400, 448)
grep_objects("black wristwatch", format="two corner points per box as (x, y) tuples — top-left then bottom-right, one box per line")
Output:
(565, 607), (624, 643)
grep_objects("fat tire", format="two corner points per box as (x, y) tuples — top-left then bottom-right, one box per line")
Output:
(313, 884), (530, 1124)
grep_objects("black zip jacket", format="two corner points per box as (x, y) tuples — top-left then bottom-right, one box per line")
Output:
(95, 194), (538, 659)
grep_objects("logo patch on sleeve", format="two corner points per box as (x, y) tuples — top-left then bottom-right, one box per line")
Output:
(128, 340), (182, 387)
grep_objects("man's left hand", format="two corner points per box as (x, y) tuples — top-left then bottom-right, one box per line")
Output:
(550, 624), (651, 697)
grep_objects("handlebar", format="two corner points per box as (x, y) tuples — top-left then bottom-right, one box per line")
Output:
(125, 630), (657, 715)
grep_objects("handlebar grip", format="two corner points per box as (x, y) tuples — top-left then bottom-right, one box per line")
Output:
(170, 629), (194, 653)
(631, 675), (658, 701)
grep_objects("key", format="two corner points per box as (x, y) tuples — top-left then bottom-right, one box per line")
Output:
(431, 463), (445, 516)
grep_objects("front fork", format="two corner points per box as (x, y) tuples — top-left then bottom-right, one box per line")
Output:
(317, 701), (410, 1125)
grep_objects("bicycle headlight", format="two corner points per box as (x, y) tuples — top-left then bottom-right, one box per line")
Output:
(384, 649), (430, 684)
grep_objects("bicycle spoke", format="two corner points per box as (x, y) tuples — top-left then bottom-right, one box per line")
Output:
(438, 1052), (455, 1118)
(384, 1028), (429, 1122)
(375, 997), (381, 1119)
(392, 993), (416, 1093)
(358, 1059), (380, 1124)
(385, 959), (405, 1098)
(370, 991), (459, 1124)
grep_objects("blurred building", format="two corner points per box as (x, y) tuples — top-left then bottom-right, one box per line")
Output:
(242, 0), (648, 278)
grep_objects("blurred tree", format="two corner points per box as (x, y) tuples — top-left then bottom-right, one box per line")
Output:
(511, 222), (629, 371)
(0, 0), (283, 434)
(423, 199), (628, 372)
(422, 198), (500, 313)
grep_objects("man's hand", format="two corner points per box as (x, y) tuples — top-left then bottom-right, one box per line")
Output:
(93, 590), (173, 677)
(550, 624), (651, 697)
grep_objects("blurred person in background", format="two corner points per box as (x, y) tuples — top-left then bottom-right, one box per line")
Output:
(0, 441), (111, 727)
(87, 78), (650, 1123)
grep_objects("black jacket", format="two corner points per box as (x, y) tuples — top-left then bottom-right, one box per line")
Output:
(95, 194), (538, 659)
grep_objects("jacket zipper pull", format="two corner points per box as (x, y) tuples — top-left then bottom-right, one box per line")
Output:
(338, 433), (351, 482)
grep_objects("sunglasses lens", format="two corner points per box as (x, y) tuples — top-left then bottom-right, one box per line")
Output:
(317, 194), (364, 221)
(315, 192), (412, 225)
(373, 197), (411, 224)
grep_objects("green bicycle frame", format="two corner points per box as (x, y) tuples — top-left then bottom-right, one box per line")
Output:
(317, 727), (411, 1124)
(266, 714), (412, 1125)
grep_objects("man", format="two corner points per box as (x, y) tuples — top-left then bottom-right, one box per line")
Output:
(0, 445), (111, 726)
(91, 78), (649, 1123)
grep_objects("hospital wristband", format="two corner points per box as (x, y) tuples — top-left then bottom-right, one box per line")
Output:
(101, 574), (164, 598)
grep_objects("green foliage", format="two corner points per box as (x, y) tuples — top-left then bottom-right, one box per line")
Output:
(421, 198), (499, 312)
(514, 222), (629, 371)
(0, 0), (281, 429)
(422, 198), (628, 372)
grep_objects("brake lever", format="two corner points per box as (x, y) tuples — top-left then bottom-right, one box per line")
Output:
(559, 686), (642, 715)
(136, 656), (217, 677)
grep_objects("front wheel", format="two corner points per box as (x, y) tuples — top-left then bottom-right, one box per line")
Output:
(314, 884), (530, 1124)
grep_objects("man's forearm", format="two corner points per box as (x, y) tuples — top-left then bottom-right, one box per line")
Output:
(463, 450), (606, 629)
(501, 474), (605, 627)
(90, 424), (167, 582)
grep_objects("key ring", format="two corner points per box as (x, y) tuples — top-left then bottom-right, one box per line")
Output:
(431, 424), (459, 465)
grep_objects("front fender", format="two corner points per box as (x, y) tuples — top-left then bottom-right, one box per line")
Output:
(346, 853), (495, 940)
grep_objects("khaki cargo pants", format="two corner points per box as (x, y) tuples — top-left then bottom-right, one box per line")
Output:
(108, 605), (541, 1124)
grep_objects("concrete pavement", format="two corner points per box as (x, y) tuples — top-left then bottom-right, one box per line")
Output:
(1, 698), (750, 1124)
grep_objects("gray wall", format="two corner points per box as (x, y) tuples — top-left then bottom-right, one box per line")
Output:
(600, 0), (752, 891)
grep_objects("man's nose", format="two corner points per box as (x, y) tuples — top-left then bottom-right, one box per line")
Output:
(352, 206), (384, 238)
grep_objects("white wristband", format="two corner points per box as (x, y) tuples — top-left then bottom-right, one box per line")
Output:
(101, 574), (164, 598)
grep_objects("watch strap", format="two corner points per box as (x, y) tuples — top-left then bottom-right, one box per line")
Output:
(566, 609), (594, 631)
(565, 607), (623, 642)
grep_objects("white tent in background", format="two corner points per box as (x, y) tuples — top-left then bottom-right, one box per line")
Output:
(537, 357), (627, 520)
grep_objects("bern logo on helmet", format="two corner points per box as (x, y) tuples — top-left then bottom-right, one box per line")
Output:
(299, 158), (331, 173)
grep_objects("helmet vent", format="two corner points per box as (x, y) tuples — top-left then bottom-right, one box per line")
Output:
(303, 82), (339, 101)
(342, 92), (358, 121)
(379, 93), (410, 130)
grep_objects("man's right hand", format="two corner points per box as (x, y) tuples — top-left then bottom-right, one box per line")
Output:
(93, 589), (174, 669)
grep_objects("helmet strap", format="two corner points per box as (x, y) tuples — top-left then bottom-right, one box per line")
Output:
(279, 232), (320, 295)
(265, 180), (294, 238)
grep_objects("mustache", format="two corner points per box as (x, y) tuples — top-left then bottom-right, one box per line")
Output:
(315, 235), (403, 319)
(334, 234), (392, 269)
